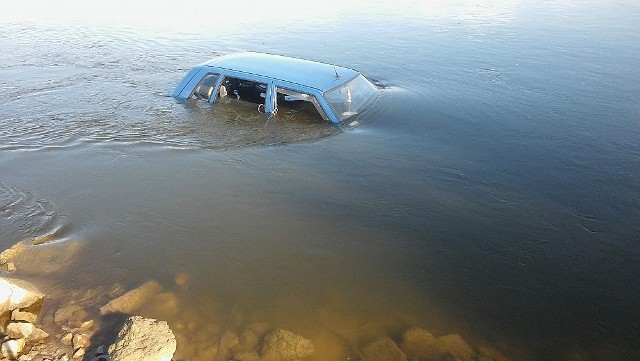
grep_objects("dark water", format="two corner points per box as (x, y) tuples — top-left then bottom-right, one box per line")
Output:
(1, 1), (639, 360)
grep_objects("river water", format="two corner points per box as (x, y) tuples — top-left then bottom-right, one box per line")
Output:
(1, 1), (639, 360)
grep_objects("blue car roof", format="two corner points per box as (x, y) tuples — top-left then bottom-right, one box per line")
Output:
(201, 52), (358, 92)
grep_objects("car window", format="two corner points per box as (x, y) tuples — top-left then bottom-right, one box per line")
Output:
(191, 73), (220, 100)
(324, 74), (378, 121)
(275, 87), (328, 122)
(217, 77), (267, 106)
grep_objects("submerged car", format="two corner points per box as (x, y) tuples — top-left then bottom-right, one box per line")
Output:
(172, 52), (379, 124)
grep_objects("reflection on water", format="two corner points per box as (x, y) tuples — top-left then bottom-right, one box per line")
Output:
(1, 0), (639, 360)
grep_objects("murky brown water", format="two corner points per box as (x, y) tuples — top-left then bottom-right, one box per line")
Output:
(1, 1), (640, 360)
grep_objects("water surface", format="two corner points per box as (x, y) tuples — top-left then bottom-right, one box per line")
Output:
(1, 1), (639, 360)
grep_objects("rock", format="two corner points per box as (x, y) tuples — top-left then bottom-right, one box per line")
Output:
(9, 239), (86, 275)
(0, 242), (27, 266)
(7, 262), (16, 272)
(478, 346), (509, 361)
(234, 351), (260, 361)
(145, 292), (179, 317)
(7, 322), (34, 339)
(72, 333), (90, 350)
(72, 347), (85, 359)
(61, 333), (73, 346)
(100, 281), (163, 315)
(174, 273), (189, 288)
(82, 320), (95, 329)
(1, 338), (26, 359)
(0, 277), (44, 315)
(260, 329), (314, 361)
(400, 327), (439, 360)
(435, 334), (475, 361)
(28, 325), (49, 342)
(54, 305), (88, 328)
(401, 328), (476, 361)
(246, 322), (269, 338)
(362, 338), (407, 361)
(11, 309), (38, 324)
(107, 316), (176, 361)
(220, 331), (239, 351)
(233, 329), (259, 353)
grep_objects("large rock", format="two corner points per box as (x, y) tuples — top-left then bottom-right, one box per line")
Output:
(400, 328), (476, 361)
(100, 280), (163, 315)
(9, 322), (50, 343)
(1, 338), (25, 359)
(400, 328), (439, 360)
(362, 338), (407, 361)
(0, 277), (44, 315)
(260, 329), (314, 361)
(108, 316), (176, 361)
(54, 304), (89, 327)
(436, 334), (475, 361)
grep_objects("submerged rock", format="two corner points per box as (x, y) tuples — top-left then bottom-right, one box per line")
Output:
(100, 280), (163, 315)
(400, 328), (439, 360)
(108, 316), (176, 361)
(436, 334), (475, 361)
(0, 277), (44, 315)
(260, 329), (314, 361)
(477, 346), (510, 361)
(400, 328), (476, 361)
(54, 304), (89, 328)
(362, 338), (407, 361)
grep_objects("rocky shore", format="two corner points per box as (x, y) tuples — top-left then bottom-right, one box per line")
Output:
(0, 242), (510, 361)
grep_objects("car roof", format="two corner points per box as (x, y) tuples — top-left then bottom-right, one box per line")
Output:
(201, 52), (358, 92)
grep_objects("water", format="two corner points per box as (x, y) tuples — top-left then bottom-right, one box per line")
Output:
(1, 0), (639, 360)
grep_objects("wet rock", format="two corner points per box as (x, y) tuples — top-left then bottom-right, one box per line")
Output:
(10, 240), (86, 275)
(0, 277), (44, 315)
(436, 334), (475, 361)
(234, 351), (260, 361)
(107, 316), (176, 361)
(0, 242), (28, 266)
(233, 329), (259, 354)
(220, 330), (239, 352)
(194, 342), (219, 360)
(400, 327), (439, 360)
(54, 305), (89, 329)
(247, 322), (270, 338)
(260, 329), (314, 361)
(362, 338), (407, 361)
(174, 273), (189, 288)
(401, 328), (476, 361)
(477, 346), (509, 361)
(100, 281), (163, 315)
(1, 338), (26, 359)
(145, 292), (179, 318)
(11, 309), (39, 324)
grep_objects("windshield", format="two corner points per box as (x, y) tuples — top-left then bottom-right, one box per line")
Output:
(324, 74), (378, 121)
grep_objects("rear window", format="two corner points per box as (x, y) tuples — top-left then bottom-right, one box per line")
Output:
(324, 74), (378, 121)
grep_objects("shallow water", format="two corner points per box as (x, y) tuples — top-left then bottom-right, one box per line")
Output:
(1, 0), (639, 360)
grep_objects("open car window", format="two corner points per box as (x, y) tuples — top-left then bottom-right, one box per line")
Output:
(218, 77), (267, 105)
(276, 87), (328, 122)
